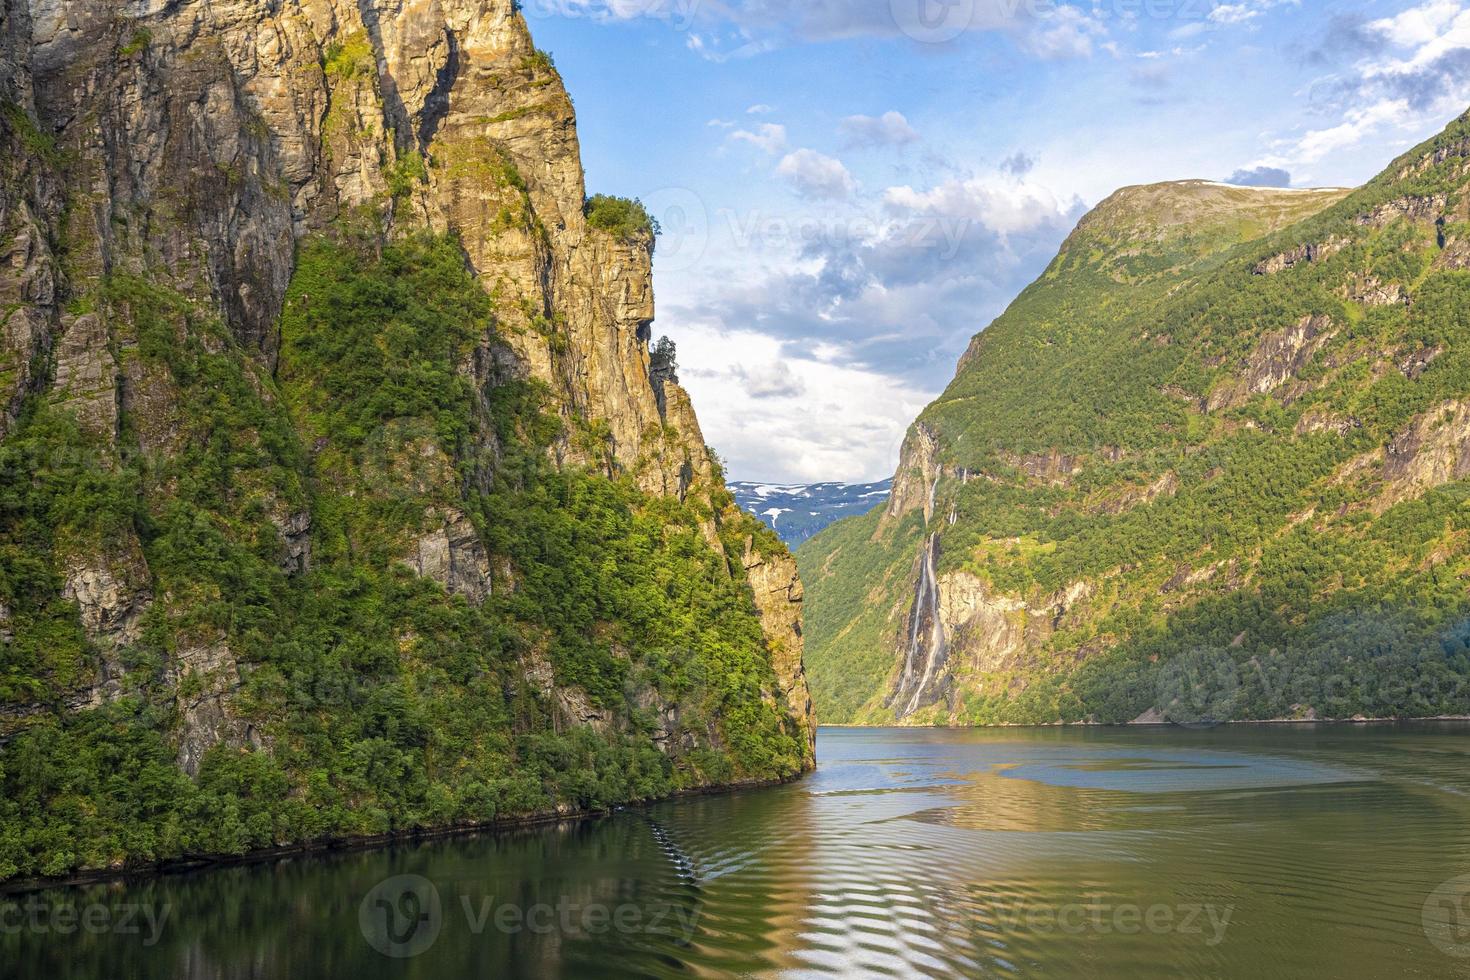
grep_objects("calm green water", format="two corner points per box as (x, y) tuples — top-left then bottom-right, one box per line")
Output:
(8, 724), (1470, 978)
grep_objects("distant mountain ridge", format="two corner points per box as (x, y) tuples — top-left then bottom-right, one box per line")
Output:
(730, 481), (893, 546)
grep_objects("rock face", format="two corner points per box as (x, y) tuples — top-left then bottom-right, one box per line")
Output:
(0, 0), (811, 808)
(1380, 400), (1470, 509)
(742, 537), (815, 762)
(884, 422), (941, 525)
(1206, 314), (1336, 412)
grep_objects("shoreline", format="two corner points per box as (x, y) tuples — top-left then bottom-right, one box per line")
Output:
(815, 715), (1470, 729)
(0, 770), (808, 898)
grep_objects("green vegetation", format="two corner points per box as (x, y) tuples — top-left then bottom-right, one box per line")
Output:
(383, 151), (427, 200)
(522, 49), (556, 75)
(323, 34), (376, 81)
(119, 29), (151, 57)
(1, 101), (60, 164)
(802, 110), (1470, 726)
(0, 232), (805, 883)
(584, 194), (659, 242)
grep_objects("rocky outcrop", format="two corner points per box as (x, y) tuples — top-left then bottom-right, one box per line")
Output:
(61, 540), (151, 649)
(884, 422), (941, 525)
(1004, 449), (1084, 486)
(1345, 274), (1410, 308)
(1379, 400), (1470, 510)
(1400, 345), (1444, 380)
(1252, 237), (1346, 276)
(742, 537), (815, 762)
(404, 509), (492, 604)
(1295, 409), (1360, 437)
(1439, 235), (1470, 270)
(1357, 194), (1448, 229)
(1207, 314), (1335, 411)
(171, 641), (254, 778)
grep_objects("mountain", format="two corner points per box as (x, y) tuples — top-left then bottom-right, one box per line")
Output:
(800, 114), (1470, 727)
(730, 480), (893, 546)
(0, 0), (812, 883)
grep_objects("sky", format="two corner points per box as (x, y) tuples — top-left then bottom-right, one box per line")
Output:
(526, 0), (1470, 484)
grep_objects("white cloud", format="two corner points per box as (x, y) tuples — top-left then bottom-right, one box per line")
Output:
(1288, 99), (1412, 164)
(734, 359), (807, 398)
(747, 103), (775, 114)
(1367, 0), (1464, 47)
(676, 325), (930, 483)
(568, 0), (1108, 62)
(728, 123), (788, 154)
(776, 149), (858, 200)
(839, 111), (920, 149)
(1261, 1), (1470, 169)
(883, 176), (1076, 236)
(1019, 5), (1107, 59)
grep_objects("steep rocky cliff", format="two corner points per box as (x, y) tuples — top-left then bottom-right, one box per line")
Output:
(803, 113), (1470, 726)
(0, 0), (811, 882)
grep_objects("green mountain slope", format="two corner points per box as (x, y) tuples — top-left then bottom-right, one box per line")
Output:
(802, 110), (1470, 727)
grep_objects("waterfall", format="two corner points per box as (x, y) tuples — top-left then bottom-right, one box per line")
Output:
(891, 533), (948, 720)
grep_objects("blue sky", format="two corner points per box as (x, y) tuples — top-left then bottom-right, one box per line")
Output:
(527, 0), (1470, 483)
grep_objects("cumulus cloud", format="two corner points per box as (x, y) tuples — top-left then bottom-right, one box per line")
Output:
(1224, 166), (1292, 187)
(882, 176), (1077, 236)
(1018, 5), (1107, 59)
(661, 167), (1085, 480)
(728, 122), (788, 154)
(776, 149), (858, 199)
(1266, 1), (1470, 169)
(839, 111), (920, 149)
(676, 326), (931, 483)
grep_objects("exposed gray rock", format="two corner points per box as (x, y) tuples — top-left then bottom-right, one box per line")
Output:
(1207, 314), (1335, 411)
(405, 509), (491, 603)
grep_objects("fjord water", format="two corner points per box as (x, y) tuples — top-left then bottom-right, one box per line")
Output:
(12, 725), (1470, 978)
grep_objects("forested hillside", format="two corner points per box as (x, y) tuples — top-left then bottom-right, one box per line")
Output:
(0, 0), (812, 883)
(802, 111), (1470, 727)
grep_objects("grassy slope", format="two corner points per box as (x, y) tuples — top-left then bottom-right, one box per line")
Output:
(803, 112), (1470, 725)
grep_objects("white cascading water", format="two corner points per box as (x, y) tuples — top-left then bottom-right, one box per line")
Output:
(893, 532), (947, 719)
